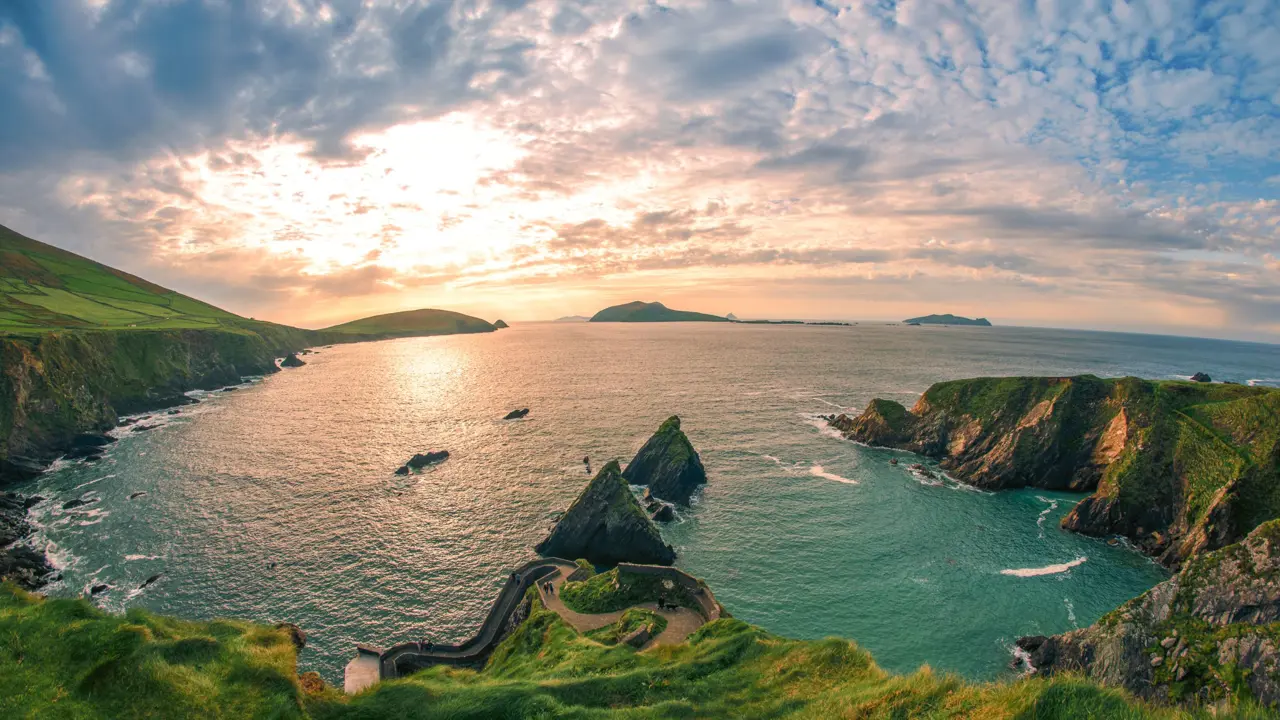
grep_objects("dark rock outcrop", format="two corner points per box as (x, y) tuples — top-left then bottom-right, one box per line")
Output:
(62, 495), (97, 510)
(275, 622), (308, 650)
(535, 460), (676, 566)
(406, 451), (449, 469)
(650, 503), (676, 523)
(503, 408), (530, 420)
(72, 433), (115, 448)
(280, 353), (306, 368)
(394, 465), (410, 476)
(622, 416), (706, 505)
(1, 492), (52, 589)
(1019, 520), (1280, 707)
(1190, 372), (1212, 383)
(830, 376), (1280, 568)
(139, 573), (163, 590)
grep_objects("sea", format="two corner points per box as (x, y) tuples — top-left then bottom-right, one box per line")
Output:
(16, 322), (1280, 683)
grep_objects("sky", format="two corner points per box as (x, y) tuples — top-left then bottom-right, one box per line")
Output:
(0, 0), (1277, 340)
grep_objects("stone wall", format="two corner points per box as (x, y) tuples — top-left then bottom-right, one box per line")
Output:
(616, 563), (723, 621)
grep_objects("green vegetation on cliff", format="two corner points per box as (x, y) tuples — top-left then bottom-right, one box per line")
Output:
(323, 308), (495, 338)
(622, 415), (707, 505)
(832, 376), (1280, 567)
(559, 566), (701, 614)
(590, 301), (727, 323)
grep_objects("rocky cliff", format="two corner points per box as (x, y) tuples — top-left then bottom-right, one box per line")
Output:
(1018, 519), (1280, 708)
(536, 460), (676, 566)
(830, 376), (1280, 567)
(622, 415), (707, 505)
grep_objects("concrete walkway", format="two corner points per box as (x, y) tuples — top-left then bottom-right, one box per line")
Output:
(536, 569), (706, 650)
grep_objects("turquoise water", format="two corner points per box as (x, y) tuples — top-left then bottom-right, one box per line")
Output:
(17, 324), (1280, 682)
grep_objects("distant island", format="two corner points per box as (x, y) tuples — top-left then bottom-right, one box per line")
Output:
(324, 308), (495, 338)
(590, 301), (728, 323)
(554, 315), (591, 323)
(902, 314), (991, 326)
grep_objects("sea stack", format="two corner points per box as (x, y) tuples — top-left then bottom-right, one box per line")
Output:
(622, 416), (706, 505)
(494, 319), (509, 329)
(280, 353), (306, 368)
(535, 460), (676, 566)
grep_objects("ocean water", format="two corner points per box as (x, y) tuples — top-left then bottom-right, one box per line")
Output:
(17, 323), (1280, 683)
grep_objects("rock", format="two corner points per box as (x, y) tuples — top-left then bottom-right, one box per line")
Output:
(394, 465), (410, 476)
(0, 456), (48, 484)
(166, 409), (181, 415)
(139, 573), (164, 590)
(1190, 372), (1212, 383)
(72, 433), (115, 449)
(89, 583), (110, 596)
(494, 319), (509, 329)
(503, 408), (530, 420)
(650, 504), (676, 523)
(62, 496), (97, 510)
(280, 353), (306, 368)
(1019, 519), (1280, 707)
(275, 622), (307, 650)
(0, 544), (55, 589)
(22, 496), (44, 509)
(1, 492), (34, 545)
(406, 451), (449, 469)
(64, 445), (105, 460)
(621, 624), (652, 648)
(114, 392), (197, 416)
(535, 460), (676, 566)
(622, 416), (707, 505)
(221, 386), (238, 392)
(888, 458), (898, 466)
(131, 423), (159, 432)
(128, 492), (148, 500)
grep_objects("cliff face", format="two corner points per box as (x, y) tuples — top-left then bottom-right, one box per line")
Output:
(1018, 519), (1280, 708)
(0, 328), (314, 483)
(536, 460), (676, 566)
(622, 416), (707, 505)
(830, 376), (1280, 566)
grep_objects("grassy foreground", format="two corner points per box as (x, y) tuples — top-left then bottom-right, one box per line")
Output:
(5, 582), (1272, 719)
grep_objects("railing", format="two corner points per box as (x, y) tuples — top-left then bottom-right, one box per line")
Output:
(377, 558), (578, 679)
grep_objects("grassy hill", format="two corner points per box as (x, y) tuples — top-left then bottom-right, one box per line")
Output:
(0, 223), (263, 334)
(903, 314), (992, 326)
(590, 301), (727, 323)
(323, 309), (495, 338)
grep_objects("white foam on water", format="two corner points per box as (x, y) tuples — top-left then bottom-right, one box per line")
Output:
(124, 554), (160, 561)
(1001, 556), (1087, 577)
(802, 414), (847, 441)
(1009, 642), (1035, 675)
(809, 465), (858, 485)
(73, 473), (116, 491)
(1035, 495), (1059, 538)
(812, 397), (847, 409)
(1064, 597), (1078, 627)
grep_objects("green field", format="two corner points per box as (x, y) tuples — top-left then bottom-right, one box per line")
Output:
(0, 223), (257, 334)
(322, 308), (495, 338)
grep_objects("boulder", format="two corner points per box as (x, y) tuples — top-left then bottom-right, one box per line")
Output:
(89, 583), (110, 596)
(535, 460), (676, 566)
(394, 465), (410, 476)
(281, 353), (306, 368)
(1190, 372), (1212, 383)
(503, 408), (530, 420)
(622, 416), (707, 505)
(650, 503), (676, 523)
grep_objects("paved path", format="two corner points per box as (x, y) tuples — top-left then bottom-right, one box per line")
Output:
(536, 569), (706, 650)
(344, 654), (380, 694)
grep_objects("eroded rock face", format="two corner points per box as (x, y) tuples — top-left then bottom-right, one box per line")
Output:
(1019, 520), (1280, 708)
(275, 622), (308, 651)
(622, 416), (706, 505)
(535, 460), (676, 566)
(830, 376), (1280, 568)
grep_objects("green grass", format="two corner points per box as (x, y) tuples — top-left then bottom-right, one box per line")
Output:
(322, 308), (495, 338)
(559, 567), (702, 615)
(589, 301), (728, 322)
(0, 582), (307, 719)
(0, 223), (253, 334)
(310, 594), (1267, 719)
(584, 608), (668, 645)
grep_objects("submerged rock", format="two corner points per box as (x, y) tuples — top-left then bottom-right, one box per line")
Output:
(139, 573), (164, 590)
(650, 503), (676, 523)
(622, 416), (707, 505)
(535, 460), (676, 566)
(280, 353), (306, 368)
(1020, 520), (1280, 707)
(503, 408), (530, 420)
(62, 496), (97, 510)
(394, 465), (410, 476)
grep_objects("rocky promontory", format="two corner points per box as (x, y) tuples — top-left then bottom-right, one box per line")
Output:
(829, 376), (1280, 567)
(1017, 519), (1280, 708)
(622, 416), (707, 505)
(535, 460), (676, 566)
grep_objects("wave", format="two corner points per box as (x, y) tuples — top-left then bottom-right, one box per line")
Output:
(809, 465), (858, 485)
(1249, 378), (1280, 387)
(1064, 597), (1078, 627)
(1001, 557), (1087, 577)
(1035, 496), (1059, 538)
(802, 414), (846, 441)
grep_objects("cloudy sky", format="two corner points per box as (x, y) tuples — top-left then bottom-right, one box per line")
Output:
(1, 0), (1277, 339)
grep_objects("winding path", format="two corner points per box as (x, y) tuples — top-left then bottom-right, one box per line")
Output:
(344, 559), (719, 694)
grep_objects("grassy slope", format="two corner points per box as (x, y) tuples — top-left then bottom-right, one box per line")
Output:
(314, 590), (1263, 719)
(0, 223), (260, 334)
(0, 583), (307, 719)
(322, 308), (495, 338)
(559, 567), (702, 614)
(590, 301), (728, 322)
